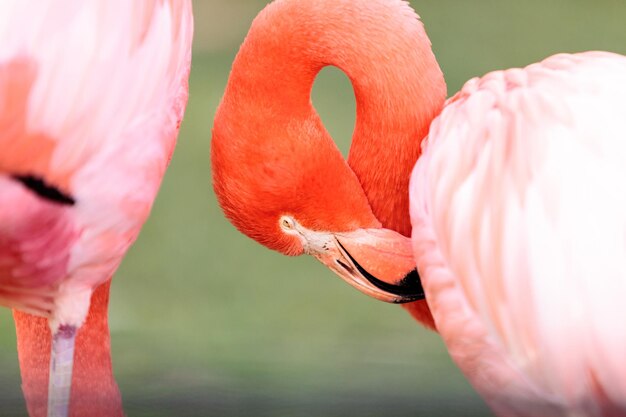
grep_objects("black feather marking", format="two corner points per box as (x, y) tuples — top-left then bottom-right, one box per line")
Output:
(12, 175), (75, 206)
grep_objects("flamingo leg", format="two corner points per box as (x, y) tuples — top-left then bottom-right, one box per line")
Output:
(47, 325), (76, 417)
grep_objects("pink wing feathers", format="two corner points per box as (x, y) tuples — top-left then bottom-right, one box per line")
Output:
(410, 52), (626, 416)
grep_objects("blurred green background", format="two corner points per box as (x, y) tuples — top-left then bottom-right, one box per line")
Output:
(1, 1), (625, 416)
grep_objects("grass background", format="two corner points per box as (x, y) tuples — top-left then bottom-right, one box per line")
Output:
(1, 1), (625, 416)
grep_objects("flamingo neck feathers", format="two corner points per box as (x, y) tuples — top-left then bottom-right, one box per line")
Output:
(13, 281), (123, 417)
(212, 0), (445, 254)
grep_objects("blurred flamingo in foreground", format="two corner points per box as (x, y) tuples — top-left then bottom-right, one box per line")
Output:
(410, 51), (626, 416)
(0, 1), (193, 416)
(212, 0), (626, 415)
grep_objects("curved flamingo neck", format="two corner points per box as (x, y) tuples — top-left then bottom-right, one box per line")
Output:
(225, 0), (446, 236)
(220, 0), (446, 328)
(13, 280), (123, 417)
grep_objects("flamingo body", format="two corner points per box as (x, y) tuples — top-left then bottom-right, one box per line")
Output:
(0, 1), (193, 415)
(410, 51), (626, 416)
(0, 0), (193, 328)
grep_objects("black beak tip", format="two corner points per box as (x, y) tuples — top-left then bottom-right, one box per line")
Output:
(391, 293), (425, 304)
(337, 240), (426, 302)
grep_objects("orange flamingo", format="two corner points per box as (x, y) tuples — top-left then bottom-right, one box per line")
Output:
(212, 0), (445, 327)
(212, 0), (626, 415)
(0, 1), (193, 416)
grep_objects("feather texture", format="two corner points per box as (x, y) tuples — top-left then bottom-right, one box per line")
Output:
(410, 51), (626, 416)
(0, 0), (193, 328)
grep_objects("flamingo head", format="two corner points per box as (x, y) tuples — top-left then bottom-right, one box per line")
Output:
(211, 98), (425, 304)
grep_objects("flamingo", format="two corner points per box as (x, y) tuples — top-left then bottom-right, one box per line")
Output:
(212, 0), (446, 327)
(409, 51), (626, 416)
(211, 0), (626, 415)
(0, 1), (193, 416)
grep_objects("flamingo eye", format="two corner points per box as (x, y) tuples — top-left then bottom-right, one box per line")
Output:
(12, 174), (75, 206)
(280, 216), (296, 231)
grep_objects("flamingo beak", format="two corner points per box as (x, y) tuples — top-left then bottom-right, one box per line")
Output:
(280, 216), (425, 303)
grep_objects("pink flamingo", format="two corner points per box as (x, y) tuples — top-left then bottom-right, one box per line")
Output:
(212, 0), (626, 415)
(0, 1), (193, 416)
(410, 51), (626, 416)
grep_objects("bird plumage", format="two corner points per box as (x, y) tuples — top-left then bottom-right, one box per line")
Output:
(0, 0), (193, 328)
(410, 51), (626, 416)
(0, 1), (193, 415)
(212, 0), (445, 324)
